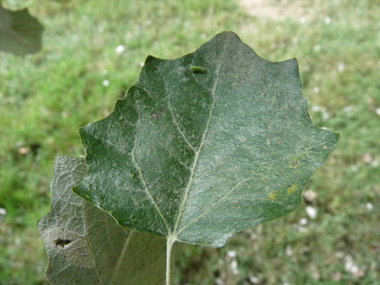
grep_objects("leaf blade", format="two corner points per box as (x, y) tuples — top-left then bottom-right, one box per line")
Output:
(38, 156), (180, 284)
(0, 6), (43, 56)
(73, 31), (339, 247)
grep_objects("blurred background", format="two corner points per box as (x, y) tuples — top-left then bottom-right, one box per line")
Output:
(0, 0), (379, 284)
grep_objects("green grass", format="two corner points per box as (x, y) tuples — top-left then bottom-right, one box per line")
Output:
(0, 0), (379, 284)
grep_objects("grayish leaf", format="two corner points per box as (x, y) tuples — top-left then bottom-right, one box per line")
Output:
(38, 156), (180, 285)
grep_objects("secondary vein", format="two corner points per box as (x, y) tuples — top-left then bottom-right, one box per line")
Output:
(131, 115), (170, 233)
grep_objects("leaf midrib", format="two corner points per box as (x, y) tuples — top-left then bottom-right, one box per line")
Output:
(172, 39), (228, 237)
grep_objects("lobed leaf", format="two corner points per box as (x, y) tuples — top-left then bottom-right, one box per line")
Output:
(73, 31), (339, 247)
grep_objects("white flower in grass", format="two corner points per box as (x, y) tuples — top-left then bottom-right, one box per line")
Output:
(102, 80), (110, 86)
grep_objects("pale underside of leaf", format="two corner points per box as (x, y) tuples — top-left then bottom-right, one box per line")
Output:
(0, 5), (43, 56)
(74, 31), (339, 247)
(38, 156), (180, 284)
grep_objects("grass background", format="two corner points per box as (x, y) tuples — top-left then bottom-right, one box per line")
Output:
(0, 0), (379, 284)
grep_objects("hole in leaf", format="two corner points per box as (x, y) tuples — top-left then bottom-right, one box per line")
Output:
(54, 239), (72, 248)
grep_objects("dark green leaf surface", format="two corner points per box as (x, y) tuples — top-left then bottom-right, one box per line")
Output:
(0, 5), (43, 56)
(74, 31), (339, 247)
(38, 156), (177, 284)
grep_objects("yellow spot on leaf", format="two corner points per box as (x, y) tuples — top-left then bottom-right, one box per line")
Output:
(268, 192), (276, 201)
(287, 184), (297, 194)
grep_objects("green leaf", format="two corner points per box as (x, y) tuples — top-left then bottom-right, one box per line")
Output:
(0, 5), (43, 56)
(74, 31), (339, 247)
(38, 156), (180, 284)
(1, 0), (33, 10)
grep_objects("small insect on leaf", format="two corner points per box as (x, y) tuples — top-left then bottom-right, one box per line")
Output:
(190, 66), (207, 73)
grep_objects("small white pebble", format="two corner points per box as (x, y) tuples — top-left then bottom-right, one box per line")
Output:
(249, 276), (259, 284)
(362, 153), (372, 164)
(0, 207), (6, 216)
(335, 251), (344, 258)
(299, 17), (306, 24)
(366, 203), (373, 210)
(322, 112), (330, 120)
(344, 255), (359, 274)
(115, 45), (125, 54)
(102, 80), (110, 86)
(343, 106), (353, 112)
(306, 206), (317, 219)
(227, 250), (236, 258)
(313, 45), (321, 52)
(311, 106), (322, 112)
(324, 17), (331, 24)
(313, 87), (319, 94)
(230, 259), (239, 274)
(338, 62), (345, 72)
(15, 237), (21, 245)
(18, 147), (29, 155)
(303, 190), (318, 202)
(61, 110), (69, 118)
(300, 218), (308, 226)
(285, 244), (293, 256)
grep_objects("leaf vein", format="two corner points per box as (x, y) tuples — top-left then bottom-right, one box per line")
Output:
(130, 114), (170, 233)
(173, 39), (229, 235)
